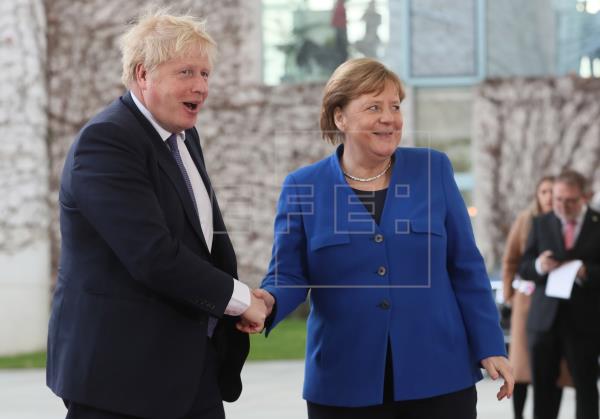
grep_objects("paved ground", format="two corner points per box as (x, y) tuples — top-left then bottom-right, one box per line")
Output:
(0, 361), (577, 419)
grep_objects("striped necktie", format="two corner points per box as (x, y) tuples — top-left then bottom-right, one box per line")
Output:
(564, 219), (576, 250)
(166, 133), (218, 337)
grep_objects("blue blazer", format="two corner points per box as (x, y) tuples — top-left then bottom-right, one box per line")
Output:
(261, 146), (505, 407)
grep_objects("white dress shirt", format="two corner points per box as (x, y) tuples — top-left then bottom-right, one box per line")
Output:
(131, 92), (250, 316)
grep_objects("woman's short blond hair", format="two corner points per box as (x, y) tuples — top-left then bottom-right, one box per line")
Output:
(120, 8), (217, 87)
(320, 58), (405, 144)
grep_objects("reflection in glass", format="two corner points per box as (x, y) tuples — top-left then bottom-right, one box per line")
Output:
(557, 0), (600, 77)
(263, 0), (389, 85)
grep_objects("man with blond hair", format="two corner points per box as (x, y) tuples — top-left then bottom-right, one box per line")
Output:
(47, 10), (266, 419)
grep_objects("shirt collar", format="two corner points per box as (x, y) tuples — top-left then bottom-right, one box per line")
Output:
(130, 91), (185, 143)
(557, 205), (587, 226)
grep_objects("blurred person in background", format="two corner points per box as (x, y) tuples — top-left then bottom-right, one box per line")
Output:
(520, 169), (600, 419)
(240, 57), (513, 419)
(502, 176), (572, 419)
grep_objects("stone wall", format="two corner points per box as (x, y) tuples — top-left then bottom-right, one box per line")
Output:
(0, 0), (329, 354)
(4, 1), (600, 356)
(0, 0), (50, 355)
(473, 76), (600, 270)
(1, 0), (48, 257)
(44, 0), (329, 287)
(198, 83), (328, 284)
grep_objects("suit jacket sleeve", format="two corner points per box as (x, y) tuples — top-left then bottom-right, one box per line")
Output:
(68, 121), (234, 316)
(441, 154), (506, 361)
(261, 173), (310, 333)
(518, 216), (546, 285)
(584, 262), (600, 289)
(579, 212), (600, 289)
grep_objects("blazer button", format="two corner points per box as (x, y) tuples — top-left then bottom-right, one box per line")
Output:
(377, 266), (387, 276)
(378, 299), (391, 310)
(374, 234), (384, 243)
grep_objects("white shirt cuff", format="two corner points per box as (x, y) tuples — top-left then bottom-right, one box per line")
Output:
(224, 279), (251, 316)
(535, 257), (544, 275)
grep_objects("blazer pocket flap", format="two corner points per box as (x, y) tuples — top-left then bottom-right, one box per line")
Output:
(310, 232), (350, 251)
(410, 219), (444, 236)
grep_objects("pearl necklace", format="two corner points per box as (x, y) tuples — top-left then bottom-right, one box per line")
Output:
(343, 159), (392, 182)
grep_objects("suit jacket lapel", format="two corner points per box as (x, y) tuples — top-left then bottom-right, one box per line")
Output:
(120, 92), (209, 252)
(183, 129), (221, 229)
(184, 129), (237, 275)
(183, 129), (212, 195)
(329, 145), (405, 234)
(184, 131), (229, 240)
(573, 209), (595, 251)
(328, 147), (379, 234)
(548, 213), (566, 259)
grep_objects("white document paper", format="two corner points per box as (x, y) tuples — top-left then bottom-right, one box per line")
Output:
(545, 260), (583, 299)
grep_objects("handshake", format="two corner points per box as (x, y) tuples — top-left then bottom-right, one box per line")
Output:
(236, 289), (274, 334)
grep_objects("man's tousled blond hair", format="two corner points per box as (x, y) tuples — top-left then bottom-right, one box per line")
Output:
(120, 8), (217, 87)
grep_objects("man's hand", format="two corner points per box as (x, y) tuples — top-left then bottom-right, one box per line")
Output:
(577, 264), (587, 279)
(252, 289), (275, 317)
(481, 356), (514, 401)
(538, 250), (560, 274)
(236, 292), (267, 334)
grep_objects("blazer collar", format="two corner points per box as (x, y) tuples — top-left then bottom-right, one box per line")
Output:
(328, 145), (404, 233)
(183, 130), (234, 272)
(183, 131), (212, 197)
(121, 91), (210, 254)
(129, 91), (173, 141)
(547, 212), (567, 257)
(329, 144), (404, 185)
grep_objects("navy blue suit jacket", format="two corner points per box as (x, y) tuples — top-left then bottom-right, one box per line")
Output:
(261, 146), (505, 407)
(47, 92), (249, 419)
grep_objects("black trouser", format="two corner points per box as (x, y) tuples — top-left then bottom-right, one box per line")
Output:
(307, 386), (477, 419)
(64, 403), (224, 419)
(528, 308), (600, 419)
(65, 339), (224, 419)
(511, 383), (528, 419)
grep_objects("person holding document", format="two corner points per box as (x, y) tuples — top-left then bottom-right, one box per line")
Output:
(242, 58), (513, 419)
(519, 169), (600, 419)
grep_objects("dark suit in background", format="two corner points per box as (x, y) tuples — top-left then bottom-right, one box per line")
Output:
(520, 208), (600, 419)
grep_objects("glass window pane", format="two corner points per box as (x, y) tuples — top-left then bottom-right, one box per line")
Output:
(557, 1), (600, 77)
(263, 0), (390, 85)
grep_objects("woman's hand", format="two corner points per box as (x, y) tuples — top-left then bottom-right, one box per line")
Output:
(252, 289), (275, 316)
(481, 356), (514, 401)
(235, 289), (275, 334)
(236, 292), (267, 334)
